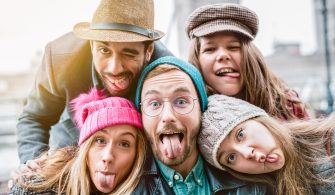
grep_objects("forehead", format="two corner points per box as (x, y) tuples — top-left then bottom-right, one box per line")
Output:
(200, 31), (240, 43)
(141, 69), (198, 97)
(93, 41), (145, 51)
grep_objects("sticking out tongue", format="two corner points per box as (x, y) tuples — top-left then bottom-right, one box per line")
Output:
(223, 72), (240, 78)
(114, 77), (130, 91)
(96, 172), (115, 189)
(162, 134), (182, 159)
(266, 154), (279, 163)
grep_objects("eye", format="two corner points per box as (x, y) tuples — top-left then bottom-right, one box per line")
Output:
(173, 96), (191, 108)
(236, 128), (245, 141)
(149, 100), (162, 110)
(95, 137), (107, 145)
(227, 153), (236, 164)
(99, 47), (110, 54)
(202, 47), (215, 53)
(118, 141), (130, 148)
(123, 53), (137, 58)
(228, 44), (241, 51)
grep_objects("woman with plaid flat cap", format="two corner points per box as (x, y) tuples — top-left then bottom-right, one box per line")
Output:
(186, 3), (310, 121)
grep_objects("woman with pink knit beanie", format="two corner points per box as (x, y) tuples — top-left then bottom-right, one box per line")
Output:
(10, 88), (146, 195)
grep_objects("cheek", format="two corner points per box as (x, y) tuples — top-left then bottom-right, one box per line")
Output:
(142, 117), (156, 136)
(198, 55), (213, 70)
(93, 55), (105, 73)
(87, 149), (97, 175)
(232, 53), (242, 67)
(117, 150), (137, 178)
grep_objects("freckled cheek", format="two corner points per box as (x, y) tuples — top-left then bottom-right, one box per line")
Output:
(142, 117), (158, 141)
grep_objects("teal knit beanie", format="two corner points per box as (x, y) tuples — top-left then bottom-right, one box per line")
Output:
(135, 56), (208, 112)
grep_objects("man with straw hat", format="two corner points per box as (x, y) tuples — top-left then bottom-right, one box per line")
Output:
(16, 0), (171, 167)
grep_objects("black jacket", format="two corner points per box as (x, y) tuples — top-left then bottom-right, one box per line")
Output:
(133, 151), (269, 195)
(16, 32), (173, 163)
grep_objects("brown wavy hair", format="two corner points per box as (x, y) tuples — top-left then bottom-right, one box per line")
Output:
(19, 129), (147, 195)
(221, 114), (335, 195)
(188, 37), (300, 120)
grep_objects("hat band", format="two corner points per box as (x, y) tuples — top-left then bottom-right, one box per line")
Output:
(91, 22), (158, 39)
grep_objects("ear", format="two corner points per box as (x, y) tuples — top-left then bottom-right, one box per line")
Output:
(145, 43), (154, 61)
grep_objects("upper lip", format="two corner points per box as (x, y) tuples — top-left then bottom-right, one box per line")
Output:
(96, 171), (114, 175)
(103, 75), (128, 84)
(158, 130), (184, 143)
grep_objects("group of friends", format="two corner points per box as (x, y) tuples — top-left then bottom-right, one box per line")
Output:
(8, 0), (335, 194)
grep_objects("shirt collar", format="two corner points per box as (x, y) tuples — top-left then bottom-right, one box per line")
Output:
(155, 155), (205, 187)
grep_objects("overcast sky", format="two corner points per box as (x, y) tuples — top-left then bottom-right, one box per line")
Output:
(0, 0), (316, 74)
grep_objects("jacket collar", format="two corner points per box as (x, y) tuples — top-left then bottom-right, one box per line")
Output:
(142, 149), (247, 192)
(204, 161), (247, 192)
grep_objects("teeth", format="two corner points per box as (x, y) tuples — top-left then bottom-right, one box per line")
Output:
(110, 77), (125, 84)
(217, 68), (234, 75)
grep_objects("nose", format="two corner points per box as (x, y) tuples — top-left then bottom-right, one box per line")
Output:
(236, 145), (254, 159)
(216, 48), (230, 62)
(106, 55), (124, 75)
(101, 144), (114, 164)
(236, 145), (266, 162)
(160, 102), (177, 124)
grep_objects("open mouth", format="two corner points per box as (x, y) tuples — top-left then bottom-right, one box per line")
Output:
(159, 132), (184, 143)
(215, 68), (239, 76)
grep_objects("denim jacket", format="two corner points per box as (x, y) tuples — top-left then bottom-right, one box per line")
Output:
(133, 150), (270, 195)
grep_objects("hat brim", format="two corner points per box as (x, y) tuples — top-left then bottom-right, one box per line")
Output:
(191, 22), (254, 40)
(73, 22), (165, 42)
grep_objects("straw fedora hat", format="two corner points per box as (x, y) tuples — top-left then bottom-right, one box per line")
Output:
(73, 0), (164, 42)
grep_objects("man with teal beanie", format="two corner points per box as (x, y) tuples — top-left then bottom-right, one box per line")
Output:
(133, 56), (269, 194)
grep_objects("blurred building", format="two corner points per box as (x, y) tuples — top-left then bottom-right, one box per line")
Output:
(266, 42), (334, 114)
(314, 0), (335, 56)
(0, 51), (39, 190)
(267, 0), (335, 114)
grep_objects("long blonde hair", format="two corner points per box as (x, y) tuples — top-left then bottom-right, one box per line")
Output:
(188, 37), (298, 120)
(19, 129), (146, 195)
(222, 115), (335, 195)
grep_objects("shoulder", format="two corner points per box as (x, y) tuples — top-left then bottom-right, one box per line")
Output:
(43, 32), (92, 71)
(285, 88), (311, 119)
(9, 177), (58, 195)
(204, 162), (269, 194)
(47, 32), (90, 55)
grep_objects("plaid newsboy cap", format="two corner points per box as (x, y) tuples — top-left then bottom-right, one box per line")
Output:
(185, 3), (258, 40)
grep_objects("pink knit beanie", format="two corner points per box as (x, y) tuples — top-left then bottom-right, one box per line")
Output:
(71, 88), (142, 145)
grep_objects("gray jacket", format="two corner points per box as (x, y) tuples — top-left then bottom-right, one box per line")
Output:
(313, 128), (335, 194)
(16, 32), (172, 163)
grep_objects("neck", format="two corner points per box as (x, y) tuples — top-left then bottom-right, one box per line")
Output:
(171, 148), (199, 178)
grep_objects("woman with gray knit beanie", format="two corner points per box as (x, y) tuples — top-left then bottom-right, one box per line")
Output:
(198, 94), (335, 195)
(186, 3), (310, 120)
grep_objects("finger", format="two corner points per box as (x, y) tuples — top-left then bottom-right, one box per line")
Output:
(26, 160), (41, 171)
(7, 179), (13, 189)
(35, 153), (48, 165)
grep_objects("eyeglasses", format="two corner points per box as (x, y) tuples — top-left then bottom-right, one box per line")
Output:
(140, 96), (198, 117)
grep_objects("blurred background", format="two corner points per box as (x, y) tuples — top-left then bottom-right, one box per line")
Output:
(0, 0), (334, 193)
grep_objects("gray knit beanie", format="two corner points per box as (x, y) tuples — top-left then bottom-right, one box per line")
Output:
(198, 94), (268, 170)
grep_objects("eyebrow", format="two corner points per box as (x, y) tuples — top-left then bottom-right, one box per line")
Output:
(143, 89), (160, 97)
(96, 41), (140, 55)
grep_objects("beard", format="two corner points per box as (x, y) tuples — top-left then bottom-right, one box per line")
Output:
(144, 123), (198, 167)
